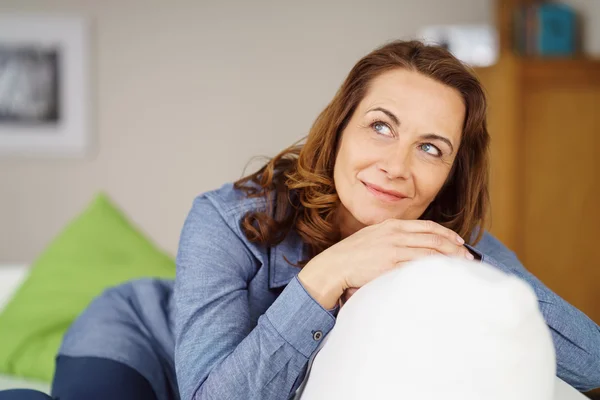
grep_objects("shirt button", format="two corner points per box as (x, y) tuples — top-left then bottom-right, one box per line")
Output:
(312, 330), (323, 341)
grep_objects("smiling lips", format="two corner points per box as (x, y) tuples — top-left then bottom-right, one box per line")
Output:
(362, 181), (408, 202)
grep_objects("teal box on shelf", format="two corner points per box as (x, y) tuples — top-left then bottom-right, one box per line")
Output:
(537, 3), (576, 56)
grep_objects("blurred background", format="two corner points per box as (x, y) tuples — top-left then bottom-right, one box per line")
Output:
(0, 0), (598, 318)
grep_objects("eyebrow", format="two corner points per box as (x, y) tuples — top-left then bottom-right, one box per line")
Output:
(368, 107), (455, 154)
(369, 107), (400, 127)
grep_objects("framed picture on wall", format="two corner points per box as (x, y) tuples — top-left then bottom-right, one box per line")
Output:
(0, 14), (91, 157)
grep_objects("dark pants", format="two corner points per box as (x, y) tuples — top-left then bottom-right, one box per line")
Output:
(0, 356), (158, 400)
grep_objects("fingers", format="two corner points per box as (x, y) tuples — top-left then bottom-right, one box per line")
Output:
(384, 219), (465, 245)
(394, 246), (446, 263)
(399, 232), (474, 260)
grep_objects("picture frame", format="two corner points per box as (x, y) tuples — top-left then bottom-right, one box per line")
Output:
(0, 14), (91, 158)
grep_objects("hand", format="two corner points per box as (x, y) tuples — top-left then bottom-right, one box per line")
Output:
(340, 287), (359, 307)
(297, 219), (472, 309)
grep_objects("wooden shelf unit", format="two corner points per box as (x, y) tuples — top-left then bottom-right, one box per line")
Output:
(475, 1), (600, 327)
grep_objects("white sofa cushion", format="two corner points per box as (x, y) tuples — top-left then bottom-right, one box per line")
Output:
(297, 257), (586, 400)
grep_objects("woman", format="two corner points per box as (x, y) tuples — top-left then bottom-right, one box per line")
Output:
(1, 40), (599, 400)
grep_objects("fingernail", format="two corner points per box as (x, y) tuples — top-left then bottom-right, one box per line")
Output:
(456, 236), (465, 245)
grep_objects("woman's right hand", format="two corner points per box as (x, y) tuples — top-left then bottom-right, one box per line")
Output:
(297, 219), (474, 310)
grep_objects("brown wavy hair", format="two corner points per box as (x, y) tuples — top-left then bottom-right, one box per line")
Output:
(234, 40), (490, 261)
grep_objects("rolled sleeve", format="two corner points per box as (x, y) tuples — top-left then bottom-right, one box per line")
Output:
(265, 276), (337, 359)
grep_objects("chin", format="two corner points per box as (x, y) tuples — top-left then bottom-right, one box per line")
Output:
(352, 208), (401, 227)
(349, 200), (425, 226)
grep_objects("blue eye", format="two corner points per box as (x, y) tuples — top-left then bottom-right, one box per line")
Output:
(372, 121), (393, 137)
(420, 143), (442, 157)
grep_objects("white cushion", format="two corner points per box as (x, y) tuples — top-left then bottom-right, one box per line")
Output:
(554, 378), (587, 400)
(0, 374), (50, 393)
(0, 264), (29, 313)
(0, 264), (52, 393)
(298, 257), (585, 400)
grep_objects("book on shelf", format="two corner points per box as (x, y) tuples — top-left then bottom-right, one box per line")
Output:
(513, 2), (576, 57)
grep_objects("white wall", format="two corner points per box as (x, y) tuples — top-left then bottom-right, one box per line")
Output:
(0, 0), (492, 263)
(562, 0), (600, 56)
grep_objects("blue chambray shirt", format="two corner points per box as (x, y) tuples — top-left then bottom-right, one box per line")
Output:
(59, 182), (600, 400)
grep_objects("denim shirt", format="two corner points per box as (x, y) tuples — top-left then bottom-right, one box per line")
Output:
(174, 183), (600, 399)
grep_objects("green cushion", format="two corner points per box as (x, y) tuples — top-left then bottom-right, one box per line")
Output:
(0, 193), (176, 382)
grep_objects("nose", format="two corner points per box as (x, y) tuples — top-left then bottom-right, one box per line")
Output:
(377, 142), (412, 180)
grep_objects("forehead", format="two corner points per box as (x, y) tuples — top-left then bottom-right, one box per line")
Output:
(358, 68), (466, 140)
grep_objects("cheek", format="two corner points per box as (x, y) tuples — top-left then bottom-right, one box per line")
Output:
(413, 164), (452, 203)
(333, 139), (351, 195)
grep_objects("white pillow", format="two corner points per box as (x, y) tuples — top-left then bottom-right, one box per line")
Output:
(297, 257), (585, 400)
(0, 264), (29, 313)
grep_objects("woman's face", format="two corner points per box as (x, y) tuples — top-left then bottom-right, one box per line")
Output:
(334, 68), (465, 236)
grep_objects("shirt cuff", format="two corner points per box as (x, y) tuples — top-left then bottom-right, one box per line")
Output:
(465, 244), (484, 263)
(265, 276), (337, 359)
(327, 304), (340, 318)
